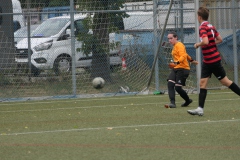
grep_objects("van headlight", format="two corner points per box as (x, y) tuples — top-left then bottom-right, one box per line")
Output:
(34, 40), (53, 51)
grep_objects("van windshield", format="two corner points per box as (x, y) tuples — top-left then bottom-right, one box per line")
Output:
(31, 18), (69, 37)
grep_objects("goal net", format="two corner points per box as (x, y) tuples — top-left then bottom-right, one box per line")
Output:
(0, 0), (197, 101)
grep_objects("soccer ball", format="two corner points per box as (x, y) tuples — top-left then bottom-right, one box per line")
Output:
(92, 77), (105, 89)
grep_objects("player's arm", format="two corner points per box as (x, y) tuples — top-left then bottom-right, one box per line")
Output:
(187, 54), (198, 65)
(194, 36), (209, 49)
(215, 34), (223, 44)
(187, 54), (192, 61)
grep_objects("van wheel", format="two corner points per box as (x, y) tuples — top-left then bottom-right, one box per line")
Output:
(53, 56), (72, 75)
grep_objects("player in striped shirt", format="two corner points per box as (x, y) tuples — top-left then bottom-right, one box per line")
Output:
(187, 7), (240, 116)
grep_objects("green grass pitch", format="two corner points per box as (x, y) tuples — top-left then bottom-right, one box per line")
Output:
(0, 90), (240, 160)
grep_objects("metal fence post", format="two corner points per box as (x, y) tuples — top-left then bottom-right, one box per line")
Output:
(232, 0), (238, 85)
(195, 0), (200, 93)
(70, 0), (76, 96)
(153, 0), (159, 91)
(27, 0), (32, 78)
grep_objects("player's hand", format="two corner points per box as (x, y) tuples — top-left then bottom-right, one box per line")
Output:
(168, 62), (177, 69)
(194, 43), (199, 49)
(190, 60), (198, 65)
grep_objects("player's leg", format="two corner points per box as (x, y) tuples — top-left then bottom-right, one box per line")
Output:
(198, 77), (209, 108)
(165, 80), (176, 108)
(228, 80), (240, 96)
(220, 76), (240, 95)
(174, 69), (192, 107)
(214, 63), (240, 96)
(188, 63), (210, 116)
(175, 85), (192, 107)
(219, 77), (232, 87)
(165, 70), (176, 108)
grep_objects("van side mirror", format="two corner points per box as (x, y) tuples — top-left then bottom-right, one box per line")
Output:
(58, 30), (70, 41)
(61, 34), (70, 40)
(13, 21), (21, 32)
(58, 28), (71, 40)
(66, 29), (71, 36)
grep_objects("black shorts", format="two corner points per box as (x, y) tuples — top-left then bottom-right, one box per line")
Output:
(167, 68), (190, 86)
(201, 61), (226, 80)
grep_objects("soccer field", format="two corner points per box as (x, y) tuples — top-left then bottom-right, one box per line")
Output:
(0, 90), (240, 160)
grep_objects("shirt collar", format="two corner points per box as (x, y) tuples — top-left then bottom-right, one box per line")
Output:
(200, 21), (208, 26)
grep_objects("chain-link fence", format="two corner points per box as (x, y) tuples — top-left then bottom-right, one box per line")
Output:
(0, 0), (239, 101)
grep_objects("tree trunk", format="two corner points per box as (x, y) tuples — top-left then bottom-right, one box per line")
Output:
(91, 53), (111, 81)
(91, 12), (112, 82)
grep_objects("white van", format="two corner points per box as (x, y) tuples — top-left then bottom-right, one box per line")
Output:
(12, 0), (24, 31)
(15, 14), (121, 76)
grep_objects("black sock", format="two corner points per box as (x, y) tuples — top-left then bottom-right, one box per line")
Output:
(229, 82), (240, 96)
(199, 88), (207, 108)
(168, 81), (175, 104)
(175, 86), (189, 102)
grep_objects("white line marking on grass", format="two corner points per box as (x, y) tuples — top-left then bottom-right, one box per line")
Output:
(2, 119), (240, 136)
(0, 95), (169, 106)
(0, 102), (163, 113)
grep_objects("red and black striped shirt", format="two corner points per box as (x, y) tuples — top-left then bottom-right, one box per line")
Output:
(199, 21), (221, 63)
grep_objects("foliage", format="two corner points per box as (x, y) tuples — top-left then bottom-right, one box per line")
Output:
(76, 0), (128, 56)
(76, 16), (105, 55)
(0, 73), (11, 86)
(75, 0), (130, 80)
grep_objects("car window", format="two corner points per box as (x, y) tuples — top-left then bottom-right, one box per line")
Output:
(65, 19), (88, 36)
(75, 19), (88, 34)
(31, 18), (69, 37)
(14, 24), (39, 43)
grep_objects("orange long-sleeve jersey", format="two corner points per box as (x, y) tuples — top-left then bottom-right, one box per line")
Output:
(171, 41), (192, 70)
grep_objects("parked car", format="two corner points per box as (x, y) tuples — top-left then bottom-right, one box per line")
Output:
(15, 14), (121, 76)
(12, 0), (25, 31)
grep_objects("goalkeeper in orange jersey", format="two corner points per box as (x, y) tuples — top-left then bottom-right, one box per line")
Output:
(165, 31), (198, 108)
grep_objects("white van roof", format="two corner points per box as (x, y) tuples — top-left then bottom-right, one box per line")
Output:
(45, 14), (89, 21)
(124, 12), (153, 30)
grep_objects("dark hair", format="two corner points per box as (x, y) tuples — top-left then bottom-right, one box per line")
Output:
(168, 31), (178, 38)
(198, 7), (209, 20)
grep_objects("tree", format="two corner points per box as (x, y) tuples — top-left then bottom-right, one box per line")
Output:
(77, 0), (128, 81)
